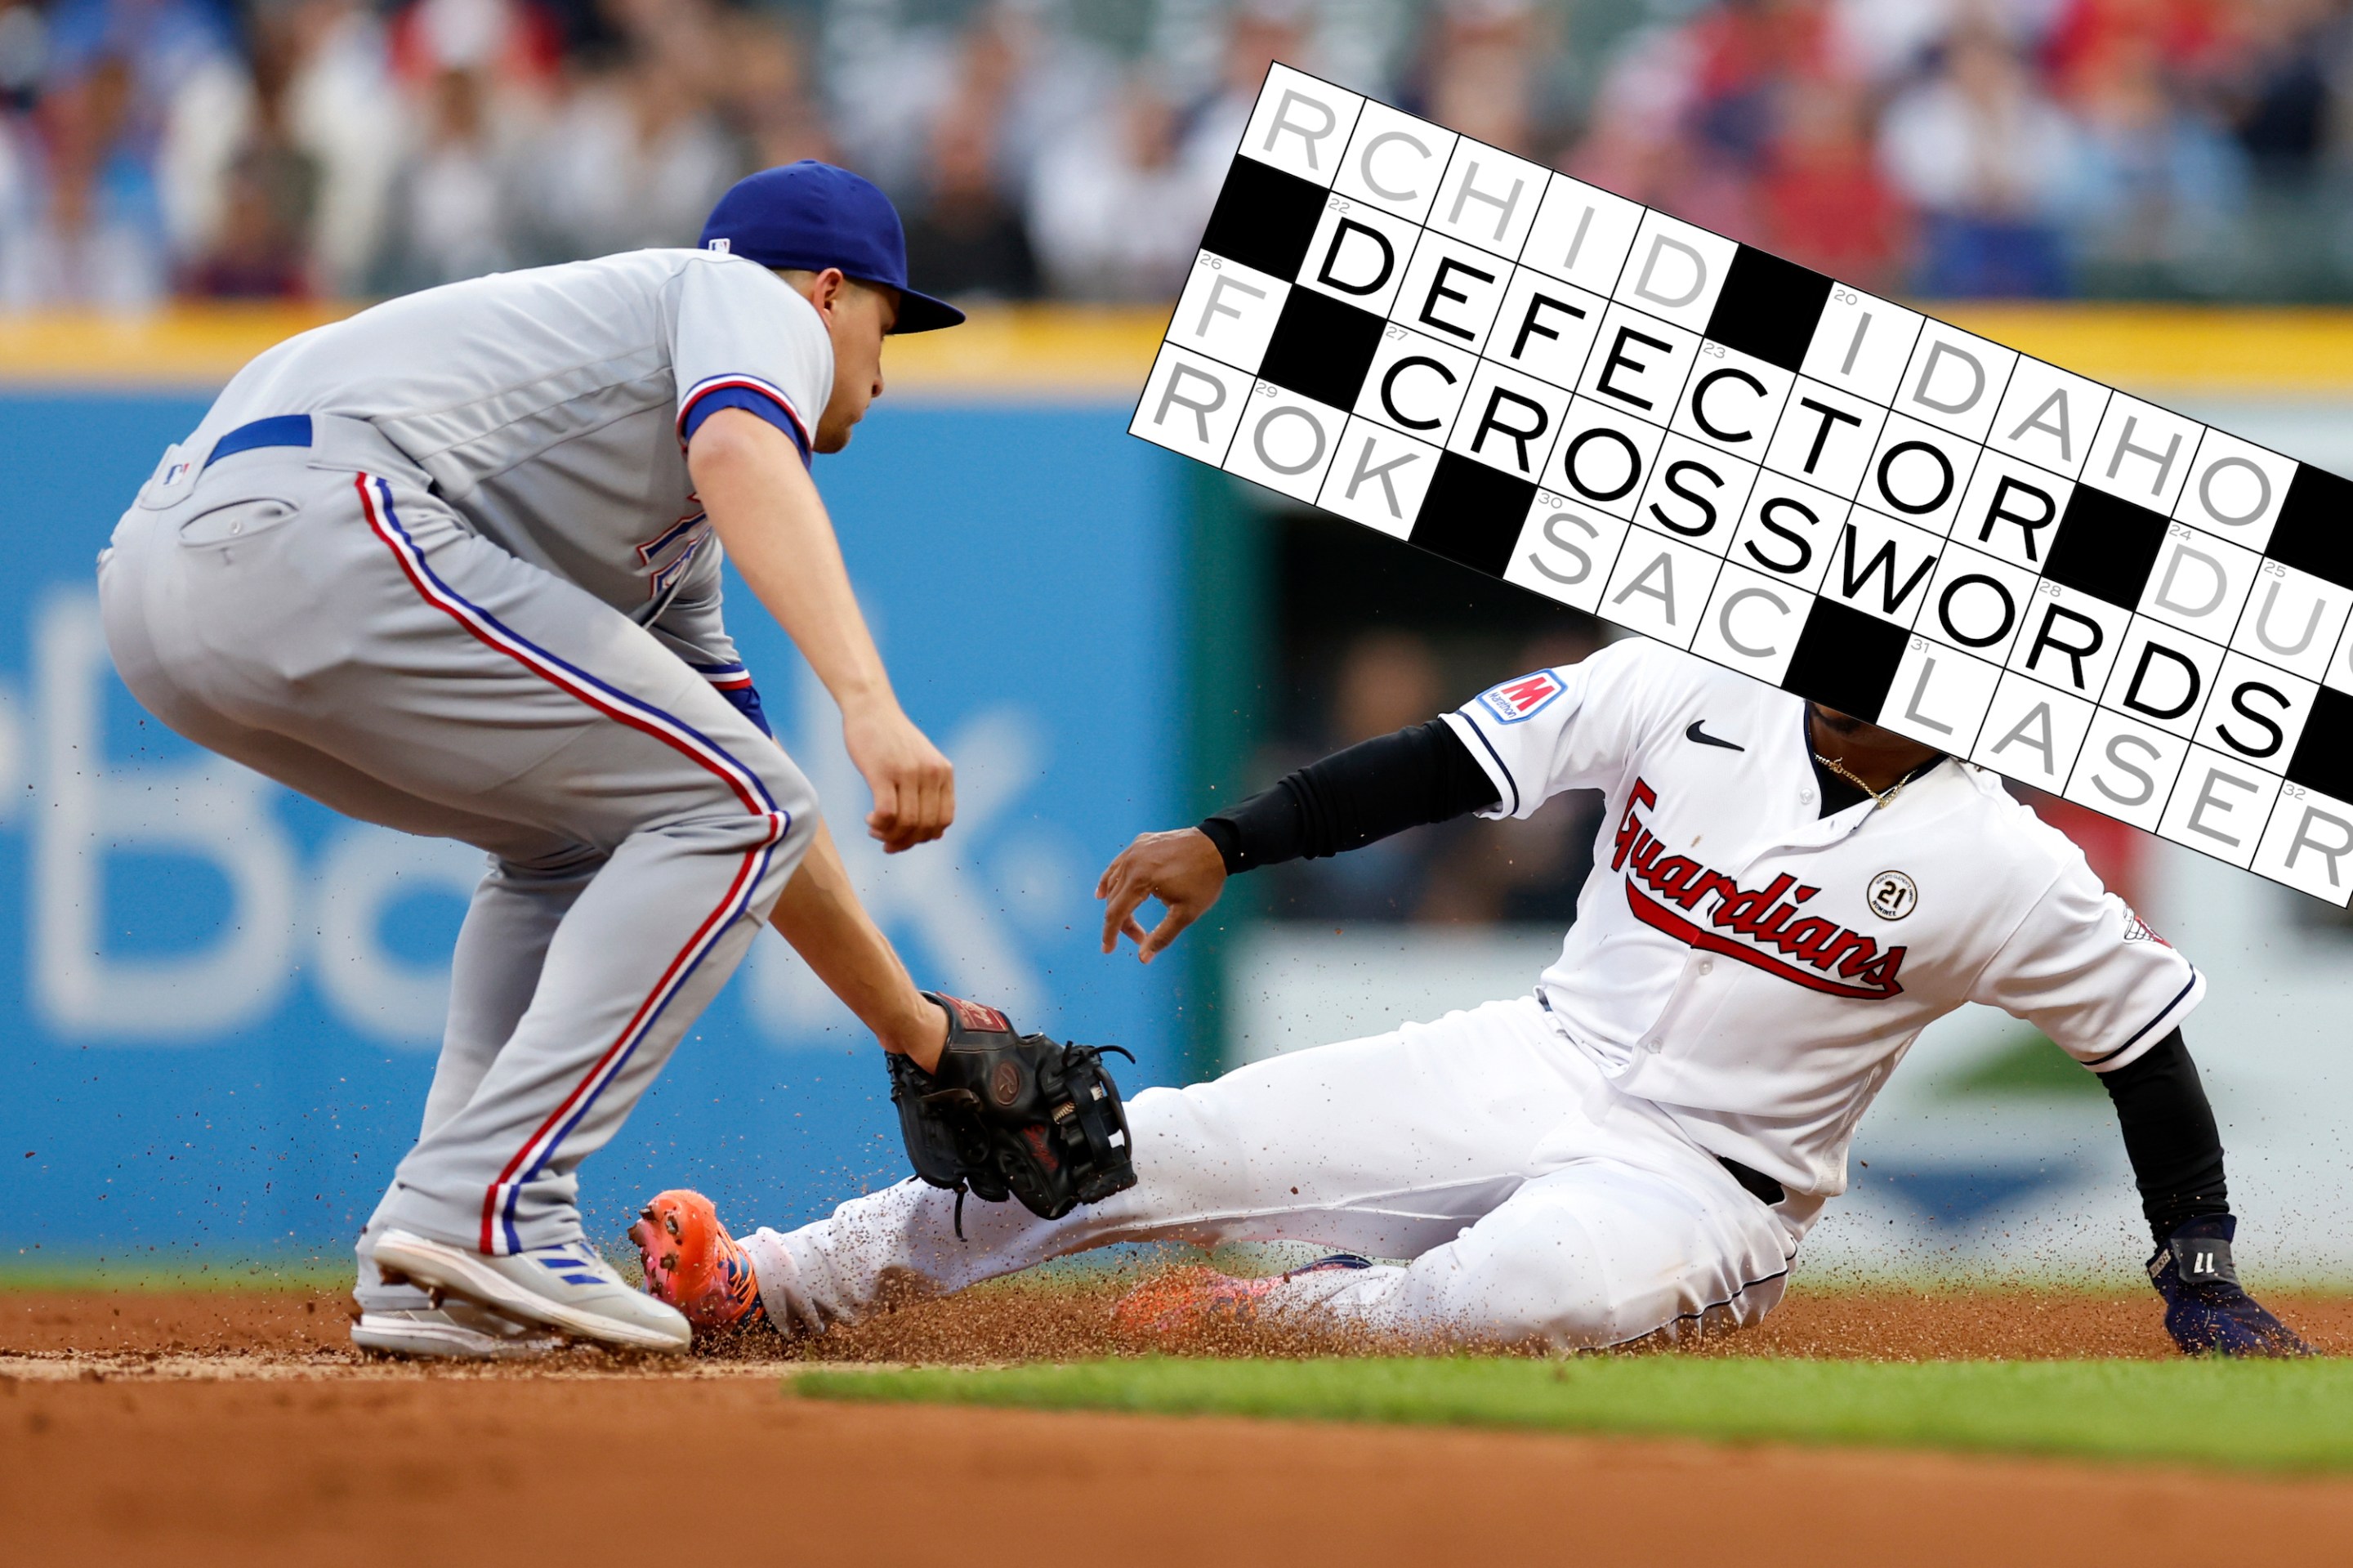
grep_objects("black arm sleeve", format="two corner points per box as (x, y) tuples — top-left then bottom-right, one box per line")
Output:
(2101, 1029), (2229, 1247)
(1198, 719), (1502, 873)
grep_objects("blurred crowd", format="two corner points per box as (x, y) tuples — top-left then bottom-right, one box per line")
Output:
(1259, 620), (1610, 928)
(0, 0), (2348, 313)
(1575, 0), (2353, 301)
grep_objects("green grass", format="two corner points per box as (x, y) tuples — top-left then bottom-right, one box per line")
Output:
(0, 1258), (355, 1292)
(797, 1356), (2353, 1472)
(1939, 1027), (2110, 1100)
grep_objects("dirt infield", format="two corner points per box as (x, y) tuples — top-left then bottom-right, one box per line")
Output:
(10, 1275), (2352, 1365)
(11, 1373), (2353, 1568)
(6, 1281), (2351, 1566)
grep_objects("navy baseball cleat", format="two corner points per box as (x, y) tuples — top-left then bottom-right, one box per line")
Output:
(2149, 1217), (2312, 1358)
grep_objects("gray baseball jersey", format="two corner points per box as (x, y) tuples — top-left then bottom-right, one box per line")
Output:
(191, 248), (833, 672)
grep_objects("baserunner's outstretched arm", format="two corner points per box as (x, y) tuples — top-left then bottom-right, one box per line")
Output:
(1097, 717), (1501, 961)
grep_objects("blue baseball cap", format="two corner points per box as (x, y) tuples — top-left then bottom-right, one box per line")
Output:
(699, 162), (966, 334)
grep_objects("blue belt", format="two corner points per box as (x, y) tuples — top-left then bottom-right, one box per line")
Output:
(203, 414), (313, 470)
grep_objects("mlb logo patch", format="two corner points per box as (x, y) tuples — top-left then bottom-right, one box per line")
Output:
(138, 442), (199, 508)
(1478, 670), (1565, 724)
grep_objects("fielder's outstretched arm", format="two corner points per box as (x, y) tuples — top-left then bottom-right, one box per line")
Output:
(690, 406), (953, 854)
(766, 819), (946, 1070)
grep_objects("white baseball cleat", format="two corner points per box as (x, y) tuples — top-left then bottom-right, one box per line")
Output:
(373, 1230), (691, 1353)
(350, 1302), (566, 1360)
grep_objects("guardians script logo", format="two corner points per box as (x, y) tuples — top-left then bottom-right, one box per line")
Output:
(1613, 780), (1906, 1000)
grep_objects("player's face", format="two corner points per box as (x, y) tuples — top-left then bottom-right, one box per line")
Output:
(815, 279), (897, 453)
(1810, 704), (1871, 739)
(1806, 702), (1945, 775)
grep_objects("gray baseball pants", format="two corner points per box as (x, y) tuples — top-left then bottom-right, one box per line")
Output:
(99, 416), (815, 1304)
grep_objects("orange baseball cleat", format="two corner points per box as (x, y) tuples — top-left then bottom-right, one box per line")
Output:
(1111, 1266), (1275, 1336)
(1111, 1255), (1373, 1338)
(631, 1189), (764, 1333)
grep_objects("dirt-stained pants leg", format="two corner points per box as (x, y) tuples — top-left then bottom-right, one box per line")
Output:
(741, 997), (1790, 1345)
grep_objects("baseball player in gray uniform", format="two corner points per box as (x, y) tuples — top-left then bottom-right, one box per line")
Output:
(638, 638), (2310, 1357)
(100, 163), (972, 1357)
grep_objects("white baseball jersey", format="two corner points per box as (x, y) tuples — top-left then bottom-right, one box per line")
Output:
(190, 248), (833, 670)
(1444, 639), (2203, 1199)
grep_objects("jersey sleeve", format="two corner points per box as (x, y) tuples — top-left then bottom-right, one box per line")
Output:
(671, 256), (833, 462)
(1965, 852), (2204, 1073)
(1439, 638), (1671, 820)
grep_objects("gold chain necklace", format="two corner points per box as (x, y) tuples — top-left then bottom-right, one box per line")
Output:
(1813, 750), (1915, 811)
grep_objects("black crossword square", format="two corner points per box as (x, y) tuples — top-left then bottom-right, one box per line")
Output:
(1257, 289), (1386, 409)
(1703, 247), (1833, 372)
(1406, 453), (1535, 579)
(2038, 486), (2169, 608)
(2287, 686), (2353, 802)
(1199, 157), (1328, 281)
(2264, 464), (2353, 591)
(1783, 597), (1907, 721)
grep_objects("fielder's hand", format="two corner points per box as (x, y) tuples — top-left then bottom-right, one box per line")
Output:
(2149, 1217), (2312, 1357)
(1097, 827), (1226, 963)
(843, 699), (954, 853)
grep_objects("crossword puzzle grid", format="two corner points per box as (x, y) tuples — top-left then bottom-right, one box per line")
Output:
(1130, 64), (2353, 906)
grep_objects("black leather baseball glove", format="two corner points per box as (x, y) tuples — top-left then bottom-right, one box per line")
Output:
(887, 992), (1137, 1237)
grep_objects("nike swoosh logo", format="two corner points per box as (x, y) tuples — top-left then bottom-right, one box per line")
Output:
(1685, 721), (1744, 751)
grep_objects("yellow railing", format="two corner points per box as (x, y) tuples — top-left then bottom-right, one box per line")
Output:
(1936, 305), (2353, 397)
(2, 302), (2350, 397)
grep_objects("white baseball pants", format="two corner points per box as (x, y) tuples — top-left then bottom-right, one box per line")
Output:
(741, 996), (1802, 1349)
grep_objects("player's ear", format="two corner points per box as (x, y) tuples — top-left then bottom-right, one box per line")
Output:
(811, 266), (849, 316)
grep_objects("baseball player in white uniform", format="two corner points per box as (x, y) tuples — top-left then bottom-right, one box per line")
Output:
(639, 636), (2308, 1356)
(100, 163), (977, 1357)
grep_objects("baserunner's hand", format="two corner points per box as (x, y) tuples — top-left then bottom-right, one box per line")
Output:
(1096, 828), (1226, 963)
(844, 701), (954, 852)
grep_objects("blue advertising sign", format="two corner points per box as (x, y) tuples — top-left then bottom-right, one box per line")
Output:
(0, 394), (1183, 1268)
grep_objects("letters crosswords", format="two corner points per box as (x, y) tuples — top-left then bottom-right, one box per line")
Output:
(1132, 63), (2353, 906)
